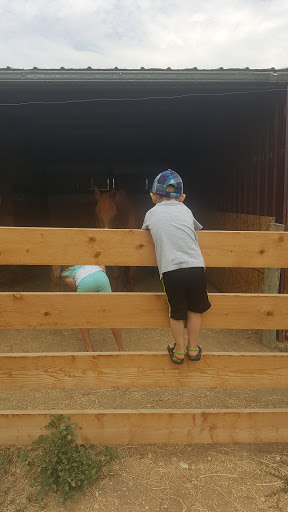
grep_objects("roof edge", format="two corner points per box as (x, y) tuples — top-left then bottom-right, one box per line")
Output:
(1, 68), (288, 83)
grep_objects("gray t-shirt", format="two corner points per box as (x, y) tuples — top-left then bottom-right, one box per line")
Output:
(142, 200), (205, 278)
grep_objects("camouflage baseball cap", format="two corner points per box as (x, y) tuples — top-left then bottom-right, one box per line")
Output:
(151, 169), (183, 198)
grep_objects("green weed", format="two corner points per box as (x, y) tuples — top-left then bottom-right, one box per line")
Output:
(20, 414), (120, 504)
(0, 448), (14, 476)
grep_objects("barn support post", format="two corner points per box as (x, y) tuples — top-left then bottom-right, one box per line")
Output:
(282, 86), (288, 340)
(283, 86), (288, 227)
(262, 222), (285, 349)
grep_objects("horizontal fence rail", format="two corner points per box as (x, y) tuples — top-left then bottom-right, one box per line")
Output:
(0, 409), (287, 445)
(0, 352), (287, 389)
(1, 292), (288, 329)
(1, 227), (288, 267)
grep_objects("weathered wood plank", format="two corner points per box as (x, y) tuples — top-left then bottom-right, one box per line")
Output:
(0, 227), (288, 267)
(1, 292), (288, 329)
(0, 409), (287, 445)
(201, 230), (288, 268)
(0, 227), (156, 266)
(0, 352), (287, 389)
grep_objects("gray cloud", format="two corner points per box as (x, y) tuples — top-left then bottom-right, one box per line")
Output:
(0, 0), (287, 68)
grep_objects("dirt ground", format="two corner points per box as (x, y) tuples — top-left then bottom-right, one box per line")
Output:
(1, 444), (288, 512)
(0, 267), (287, 511)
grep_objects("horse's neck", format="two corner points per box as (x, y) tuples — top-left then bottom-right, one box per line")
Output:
(116, 193), (138, 228)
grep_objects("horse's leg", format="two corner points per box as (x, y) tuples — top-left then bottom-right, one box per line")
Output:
(111, 266), (121, 291)
(51, 265), (60, 291)
(127, 266), (136, 292)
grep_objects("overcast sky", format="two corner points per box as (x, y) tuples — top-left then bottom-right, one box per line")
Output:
(0, 0), (287, 69)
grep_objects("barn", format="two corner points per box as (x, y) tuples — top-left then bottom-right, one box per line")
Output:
(1, 68), (288, 507)
(0, 67), (288, 293)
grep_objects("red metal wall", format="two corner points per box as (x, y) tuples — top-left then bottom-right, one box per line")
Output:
(216, 89), (288, 224)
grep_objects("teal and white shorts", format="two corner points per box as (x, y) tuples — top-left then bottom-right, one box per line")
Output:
(77, 270), (111, 293)
(62, 265), (112, 293)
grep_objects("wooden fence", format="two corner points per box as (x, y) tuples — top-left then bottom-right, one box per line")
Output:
(0, 226), (287, 445)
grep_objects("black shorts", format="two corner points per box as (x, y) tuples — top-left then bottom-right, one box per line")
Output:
(162, 267), (211, 320)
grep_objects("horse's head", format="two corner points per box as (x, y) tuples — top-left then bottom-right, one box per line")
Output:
(94, 187), (119, 228)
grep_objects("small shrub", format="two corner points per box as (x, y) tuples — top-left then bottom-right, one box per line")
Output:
(0, 447), (14, 476)
(20, 414), (119, 504)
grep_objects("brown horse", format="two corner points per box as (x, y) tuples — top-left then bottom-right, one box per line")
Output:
(94, 187), (137, 291)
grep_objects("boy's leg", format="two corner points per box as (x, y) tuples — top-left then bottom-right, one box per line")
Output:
(111, 328), (124, 352)
(186, 268), (210, 357)
(169, 318), (185, 359)
(186, 312), (201, 353)
(79, 328), (93, 352)
(162, 269), (187, 362)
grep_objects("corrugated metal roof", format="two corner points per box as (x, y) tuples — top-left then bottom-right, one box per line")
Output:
(1, 67), (288, 83)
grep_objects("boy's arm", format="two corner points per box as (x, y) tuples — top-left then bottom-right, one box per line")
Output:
(193, 217), (203, 231)
(141, 213), (150, 230)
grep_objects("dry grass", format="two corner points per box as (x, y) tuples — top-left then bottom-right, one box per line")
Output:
(1, 444), (288, 512)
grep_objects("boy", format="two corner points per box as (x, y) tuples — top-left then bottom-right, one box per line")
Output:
(142, 170), (211, 365)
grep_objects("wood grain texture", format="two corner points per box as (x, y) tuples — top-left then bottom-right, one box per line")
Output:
(1, 292), (288, 329)
(0, 227), (156, 266)
(0, 352), (287, 389)
(0, 409), (287, 445)
(0, 227), (288, 267)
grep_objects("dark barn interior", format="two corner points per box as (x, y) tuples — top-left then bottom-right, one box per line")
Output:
(0, 69), (287, 292)
(0, 69), (287, 228)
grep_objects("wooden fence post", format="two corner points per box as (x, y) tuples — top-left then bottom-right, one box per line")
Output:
(262, 222), (285, 349)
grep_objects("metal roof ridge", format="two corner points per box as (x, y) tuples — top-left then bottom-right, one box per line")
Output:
(1, 66), (288, 72)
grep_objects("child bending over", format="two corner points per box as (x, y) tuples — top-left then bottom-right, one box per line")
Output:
(55, 265), (124, 352)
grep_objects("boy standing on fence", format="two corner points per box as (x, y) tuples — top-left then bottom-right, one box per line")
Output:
(142, 170), (211, 364)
